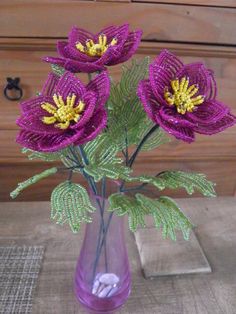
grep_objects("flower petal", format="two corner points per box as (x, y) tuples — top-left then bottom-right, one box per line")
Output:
(43, 56), (66, 68)
(87, 71), (110, 109)
(69, 26), (94, 46)
(187, 100), (229, 124)
(55, 72), (86, 99)
(75, 109), (107, 145)
(17, 108), (64, 135)
(110, 30), (142, 65)
(159, 106), (196, 128)
(17, 127), (85, 152)
(64, 59), (105, 73)
(70, 91), (97, 130)
(58, 41), (96, 62)
(149, 49), (184, 102)
(176, 63), (217, 101)
(97, 24), (129, 46)
(194, 112), (236, 135)
(156, 114), (195, 143)
(20, 96), (53, 113)
(137, 79), (161, 124)
(41, 73), (60, 97)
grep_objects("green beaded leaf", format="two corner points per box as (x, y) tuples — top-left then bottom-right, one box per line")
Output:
(136, 194), (193, 240)
(22, 148), (62, 161)
(85, 164), (131, 182)
(107, 58), (150, 149)
(122, 171), (216, 197)
(108, 193), (149, 232)
(22, 146), (82, 171)
(83, 134), (132, 182)
(108, 193), (193, 240)
(10, 167), (58, 199)
(51, 64), (65, 76)
(155, 171), (216, 196)
(51, 181), (96, 233)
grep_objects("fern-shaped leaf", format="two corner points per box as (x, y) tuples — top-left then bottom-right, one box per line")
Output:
(156, 171), (216, 196)
(123, 171), (216, 197)
(107, 58), (149, 149)
(108, 193), (148, 231)
(22, 148), (62, 162)
(85, 164), (131, 182)
(83, 134), (131, 181)
(51, 181), (96, 233)
(22, 146), (82, 171)
(10, 167), (58, 199)
(136, 194), (193, 240)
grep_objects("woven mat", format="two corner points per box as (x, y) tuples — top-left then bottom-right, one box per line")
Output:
(0, 246), (44, 314)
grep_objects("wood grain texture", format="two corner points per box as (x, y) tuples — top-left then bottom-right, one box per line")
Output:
(0, 1), (236, 45)
(134, 229), (211, 278)
(0, 198), (236, 313)
(133, 0), (236, 8)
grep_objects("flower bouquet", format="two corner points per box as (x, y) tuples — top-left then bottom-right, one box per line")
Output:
(11, 24), (236, 312)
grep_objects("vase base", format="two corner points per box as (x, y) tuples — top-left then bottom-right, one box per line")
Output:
(74, 281), (131, 313)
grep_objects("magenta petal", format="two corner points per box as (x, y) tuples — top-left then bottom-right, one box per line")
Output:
(187, 100), (229, 125)
(63, 44), (96, 62)
(20, 96), (52, 113)
(176, 63), (217, 101)
(43, 56), (66, 68)
(57, 41), (95, 63)
(159, 106), (196, 128)
(149, 50), (183, 103)
(194, 112), (236, 135)
(156, 114), (195, 143)
(87, 71), (110, 109)
(55, 72), (86, 99)
(16, 130), (47, 151)
(75, 109), (107, 145)
(41, 73), (59, 97)
(69, 26), (94, 46)
(38, 129), (85, 152)
(111, 30), (142, 65)
(98, 24), (129, 45)
(17, 109), (63, 135)
(70, 91), (96, 130)
(64, 59), (105, 73)
(57, 41), (70, 58)
(93, 45), (121, 67)
(137, 79), (161, 124)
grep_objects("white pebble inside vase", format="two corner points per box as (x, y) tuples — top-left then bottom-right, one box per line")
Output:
(92, 273), (120, 298)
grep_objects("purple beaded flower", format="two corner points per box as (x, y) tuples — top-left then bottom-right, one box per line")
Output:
(16, 71), (110, 152)
(43, 24), (142, 73)
(138, 50), (236, 143)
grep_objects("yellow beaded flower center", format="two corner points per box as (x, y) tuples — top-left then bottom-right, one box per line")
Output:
(41, 94), (85, 129)
(76, 34), (117, 57)
(164, 77), (204, 115)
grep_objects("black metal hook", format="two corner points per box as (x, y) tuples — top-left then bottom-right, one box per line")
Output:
(4, 77), (23, 101)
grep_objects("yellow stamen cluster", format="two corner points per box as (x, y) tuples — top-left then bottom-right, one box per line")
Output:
(76, 34), (117, 57)
(164, 77), (204, 114)
(41, 94), (85, 129)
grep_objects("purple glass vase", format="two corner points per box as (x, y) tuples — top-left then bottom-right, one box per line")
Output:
(74, 189), (131, 313)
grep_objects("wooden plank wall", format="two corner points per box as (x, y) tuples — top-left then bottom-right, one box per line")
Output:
(0, 1), (236, 201)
